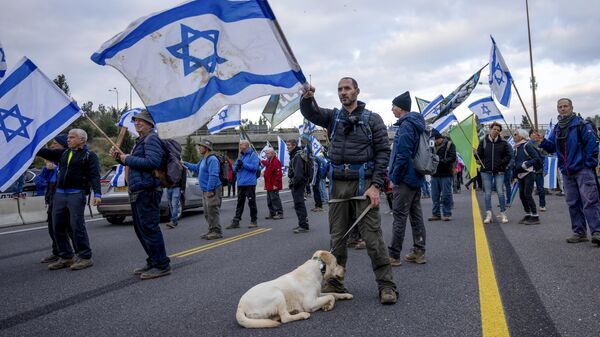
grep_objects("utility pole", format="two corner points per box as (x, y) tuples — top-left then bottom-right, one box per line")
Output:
(109, 87), (119, 112)
(525, 0), (538, 129)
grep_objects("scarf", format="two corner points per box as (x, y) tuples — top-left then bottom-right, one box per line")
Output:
(557, 113), (576, 138)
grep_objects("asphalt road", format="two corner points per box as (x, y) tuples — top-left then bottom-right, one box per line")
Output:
(0, 188), (598, 337)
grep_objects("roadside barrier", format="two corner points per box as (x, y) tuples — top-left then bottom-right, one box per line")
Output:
(19, 197), (48, 225)
(0, 198), (24, 228)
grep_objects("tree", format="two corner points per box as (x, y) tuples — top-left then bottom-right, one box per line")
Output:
(53, 74), (70, 96)
(521, 115), (531, 130)
(182, 136), (199, 163)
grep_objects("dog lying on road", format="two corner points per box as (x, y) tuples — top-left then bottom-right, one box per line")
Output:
(236, 250), (353, 328)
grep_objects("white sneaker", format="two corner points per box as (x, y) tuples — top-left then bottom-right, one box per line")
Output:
(539, 207), (546, 212)
(483, 211), (492, 224)
(500, 212), (509, 223)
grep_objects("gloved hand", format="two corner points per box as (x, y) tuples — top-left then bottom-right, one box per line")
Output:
(236, 160), (243, 171)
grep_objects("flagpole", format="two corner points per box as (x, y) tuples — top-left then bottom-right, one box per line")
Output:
(525, 0), (538, 129)
(510, 79), (535, 129)
(85, 114), (123, 153)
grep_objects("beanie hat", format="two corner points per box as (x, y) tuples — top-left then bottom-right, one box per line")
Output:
(392, 91), (411, 111)
(53, 134), (68, 148)
(431, 128), (443, 140)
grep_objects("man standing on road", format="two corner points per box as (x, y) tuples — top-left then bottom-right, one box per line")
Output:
(429, 129), (456, 221)
(110, 110), (171, 280)
(227, 140), (259, 229)
(286, 139), (310, 233)
(301, 78), (398, 305)
(532, 98), (600, 245)
(261, 147), (284, 220)
(183, 140), (223, 240)
(387, 92), (427, 266)
(37, 129), (101, 271)
(476, 122), (511, 224)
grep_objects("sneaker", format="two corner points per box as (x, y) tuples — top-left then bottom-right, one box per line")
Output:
(566, 233), (589, 243)
(293, 227), (310, 234)
(40, 255), (59, 263)
(428, 215), (442, 221)
(524, 216), (540, 225)
(500, 212), (509, 224)
(539, 207), (546, 212)
(405, 249), (426, 264)
(389, 257), (402, 267)
(379, 288), (398, 305)
(140, 266), (172, 280)
(70, 258), (93, 270)
(205, 232), (223, 240)
(225, 222), (240, 229)
(200, 231), (210, 239)
(442, 216), (452, 221)
(483, 211), (492, 224)
(518, 216), (531, 224)
(48, 258), (74, 270)
(248, 222), (258, 228)
(591, 232), (600, 246)
(354, 240), (366, 250)
(272, 214), (283, 220)
(133, 264), (152, 275)
(311, 207), (324, 212)
(166, 221), (178, 229)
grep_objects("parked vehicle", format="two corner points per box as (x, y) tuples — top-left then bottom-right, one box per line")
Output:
(97, 166), (203, 224)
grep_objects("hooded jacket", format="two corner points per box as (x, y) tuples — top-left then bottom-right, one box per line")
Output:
(476, 135), (511, 174)
(388, 111), (426, 188)
(262, 156), (283, 191)
(233, 149), (259, 187)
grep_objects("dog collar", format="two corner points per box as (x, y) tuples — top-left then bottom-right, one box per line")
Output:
(312, 257), (326, 275)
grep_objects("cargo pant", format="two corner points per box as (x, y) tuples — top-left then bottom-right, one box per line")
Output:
(202, 187), (222, 234)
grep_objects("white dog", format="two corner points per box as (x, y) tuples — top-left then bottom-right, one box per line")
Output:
(236, 250), (353, 328)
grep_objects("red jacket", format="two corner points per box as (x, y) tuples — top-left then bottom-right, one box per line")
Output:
(262, 157), (282, 191)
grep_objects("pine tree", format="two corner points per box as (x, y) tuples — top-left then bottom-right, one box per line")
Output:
(182, 136), (199, 163)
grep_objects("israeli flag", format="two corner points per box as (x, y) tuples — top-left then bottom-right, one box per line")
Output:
(0, 41), (6, 79)
(91, 0), (306, 138)
(207, 104), (241, 134)
(298, 119), (316, 135)
(310, 135), (323, 156)
(431, 113), (457, 133)
(468, 96), (504, 124)
(118, 107), (141, 137)
(545, 118), (553, 139)
(422, 94), (443, 118)
(489, 36), (513, 107)
(277, 135), (289, 170)
(544, 155), (558, 189)
(259, 140), (272, 161)
(110, 164), (126, 187)
(0, 58), (81, 191)
(507, 135), (515, 147)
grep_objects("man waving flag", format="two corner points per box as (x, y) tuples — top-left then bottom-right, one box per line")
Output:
(91, 0), (306, 138)
(489, 35), (513, 107)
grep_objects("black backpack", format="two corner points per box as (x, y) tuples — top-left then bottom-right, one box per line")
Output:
(208, 154), (230, 186)
(145, 135), (184, 188)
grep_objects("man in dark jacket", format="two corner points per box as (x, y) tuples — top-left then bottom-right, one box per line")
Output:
(532, 98), (600, 245)
(37, 129), (101, 271)
(286, 139), (309, 232)
(476, 122), (511, 224)
(429, 129), (456, 221)
(110, 110), (171, 279)
(301, 78), (397, 305)
(387, 92), (427, 266)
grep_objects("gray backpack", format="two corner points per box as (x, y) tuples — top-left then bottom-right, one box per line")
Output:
(413, 130), (439, 175)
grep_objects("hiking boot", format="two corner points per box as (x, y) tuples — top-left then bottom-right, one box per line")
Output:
(524, 216), (540, 225)
(265, 215), (273, 220)
(354, 239), (366, 250)
(70, 258), (93, 270)
(311, 207), (324, 212)
(442, 216), (452, 221)
(500, 212), (509, 224)
(379, 288), (398, 305)
(248, 222), (258, 228)
(483, 211), (492, 224)
(405, 249), (426, 264)
(321, 278), (348, 294)
(133, 264), (152, 275)
(389, 257), (402, 267)
(225, 222), (240, 229)
(40, 255), (59, 264)
(48, 258), (75, 270)
(166, 221), (178, 229)
(140, 266), (172, 280)
(200, 231), (210, 239)
(205, 232), (223, 240)
(293, 227), (310, 234)
(539, 206), (546, 212)
(518, 216), (531, 224)
(566, 233), (589, 243)
(272, 214), (283, 220)
(428, 215), (442, 221)
(591, 232), (600, 246)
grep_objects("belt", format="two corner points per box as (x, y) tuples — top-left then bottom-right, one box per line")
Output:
(56, 188), (82, 194)
(329, 161), (374, 195)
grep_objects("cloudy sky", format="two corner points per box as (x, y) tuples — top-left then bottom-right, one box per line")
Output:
(1, 0), (599, 130)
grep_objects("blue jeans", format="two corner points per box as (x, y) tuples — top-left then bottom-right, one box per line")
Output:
(166, 187), (181, 224)
(431, 177), (453, 216)
(563, 168), (600, 235)
(535, 172), (546, 207)
(481, 172), (506, 212)
(504, 169), (512, 205)
(319, 178), (329, 203)
(131, 189), (170, 269)
(421, 179), (431, 197)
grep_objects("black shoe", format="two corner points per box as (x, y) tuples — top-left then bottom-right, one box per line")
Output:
(133, 264), (152, 275)
(140, 266), (172, 280)
(225, 222), (240, 229)
(293, 227), (310, 234)
(265, 215), (273, 220)
(524, 216), (540, 225)
(518, 216), (531, 224)
(248, 222), (258, 228)
(428, 216), (442, 221)
(591, 232), (600, 245)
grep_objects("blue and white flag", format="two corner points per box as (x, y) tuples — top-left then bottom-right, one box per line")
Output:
(545, 118), (553, 139)
(431, 113), (457, 133)
(489, 36), (513, 107)
(118, 107), (141, 137)
(259, 140), (272, 161)
(207, 104), (241, 134)
(434, 69), (482, 122)
(468, 96), (504, 124)
(0, 58), (81, 191)
(110, 164), (126, 187)
(298, 119), (316, 135)
(277, 135), (289, 170)
(0, 41), (6, 79)
(263, 93), (300, 128)
(544, 155), (558, 189)
(91, 0), (306, 138)
(506, 135), (515, 147)
(310, 136), (323, 157)
(422, 94), (443, 118)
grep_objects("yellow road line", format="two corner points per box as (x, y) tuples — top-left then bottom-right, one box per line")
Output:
(471, 189), (510, 337)
(170, 227), (272, 259)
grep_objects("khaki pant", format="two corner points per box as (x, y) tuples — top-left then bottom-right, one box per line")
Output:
(202, 187), (222, 234)
(329, 179), (396, 292)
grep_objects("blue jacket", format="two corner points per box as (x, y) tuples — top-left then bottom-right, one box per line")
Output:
(124, 132), (164, 193)
(539, 115), (598, 176)
(234, 149), (259, 187)
(389, 112), (426, 188)
(184, 155), (220, 193)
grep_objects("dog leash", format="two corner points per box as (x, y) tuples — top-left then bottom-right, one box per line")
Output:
(329, 196), (373, 253)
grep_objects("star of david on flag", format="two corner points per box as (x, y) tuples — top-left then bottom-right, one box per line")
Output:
(489, 36), (513, 107)
(0, 41), (6, 79)
(207, 104), (241, 134)
(468, 96), (504, 124)
(0, 57), (81, 191)
(91, 0), (306, 138)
